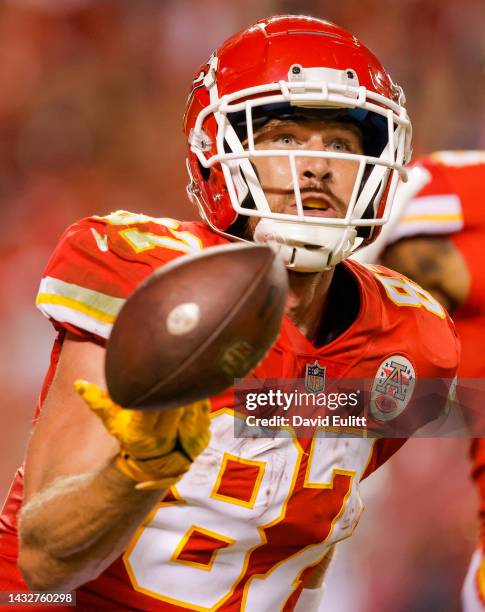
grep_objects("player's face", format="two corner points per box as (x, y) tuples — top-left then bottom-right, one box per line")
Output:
(249, 118), (364, 227)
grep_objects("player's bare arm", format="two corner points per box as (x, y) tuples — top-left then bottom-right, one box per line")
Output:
(302, 545), (335, 589)
(380, 235), (470, 312)
(18, 333), (206, 592)
(18, 334), (161, 590)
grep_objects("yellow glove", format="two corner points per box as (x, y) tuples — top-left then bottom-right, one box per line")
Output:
(74, 380), (211, 491)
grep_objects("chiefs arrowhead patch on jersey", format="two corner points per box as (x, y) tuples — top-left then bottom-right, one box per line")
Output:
(370, 355), (416, 422)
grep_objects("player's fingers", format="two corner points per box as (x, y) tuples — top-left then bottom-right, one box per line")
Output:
(151, 406), (184, 434)
(179, 400), (211, 459)
(129, 409), (163, 430)
(181, 400), (211, 434)
(182, 399), (211, 422)
(182, 427), (211, 460)
(74, 379), (121, 423)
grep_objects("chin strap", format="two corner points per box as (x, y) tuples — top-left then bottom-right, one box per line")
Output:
(254, 218), (358, 272)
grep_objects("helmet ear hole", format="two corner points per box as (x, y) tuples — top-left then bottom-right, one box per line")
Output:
(356, 167), (376, 240)
(356, 205), (373, 240)
(226, 191), (256, 240)
(198, 160), (211, 181)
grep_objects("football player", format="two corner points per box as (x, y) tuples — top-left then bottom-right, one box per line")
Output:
(0, 17), (459, 611)
(356, 150), (485, 612)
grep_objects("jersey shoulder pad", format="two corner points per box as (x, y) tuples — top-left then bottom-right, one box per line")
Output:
(36, 211), (228, 340)
(89, 211), (228, 255)
(353, 261), (459, 376)
(360, 262), (447, 318)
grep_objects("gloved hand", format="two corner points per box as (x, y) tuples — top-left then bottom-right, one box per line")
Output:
(74, 380), (211, 491)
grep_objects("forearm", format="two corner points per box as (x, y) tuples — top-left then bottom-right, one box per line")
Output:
(293, 546), (335, 612)
(301, 545), (335, 589)
(19, 458), (163, 591)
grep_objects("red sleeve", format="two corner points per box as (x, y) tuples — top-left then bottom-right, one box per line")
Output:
(452, 229), (485, 316)
(35, 212), (220, 341)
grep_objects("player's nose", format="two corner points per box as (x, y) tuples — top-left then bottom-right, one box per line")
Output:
(297, 151), (332, 185)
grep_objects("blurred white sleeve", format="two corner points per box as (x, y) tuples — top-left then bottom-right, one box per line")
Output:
(352, 166), (432, 264)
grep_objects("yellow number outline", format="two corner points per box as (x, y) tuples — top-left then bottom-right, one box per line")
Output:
(368, 265), (446, 319)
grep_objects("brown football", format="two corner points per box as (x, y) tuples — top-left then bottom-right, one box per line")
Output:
(105, 242), (288, 410)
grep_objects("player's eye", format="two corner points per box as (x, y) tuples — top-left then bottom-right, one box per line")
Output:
(327, 138), (358, 153)
(274, 134), (298, 146)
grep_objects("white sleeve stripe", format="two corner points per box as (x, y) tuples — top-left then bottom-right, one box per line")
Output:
(388, 218), (464, 242)
(36, 303), (115, 339)
(36, 276), (126, 338)
(387, 193), (464, 243)
(37, 277), (125, 315)
(401, 193), (463, 217)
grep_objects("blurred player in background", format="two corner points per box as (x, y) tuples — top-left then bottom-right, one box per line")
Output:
(0, 16), (459, 611)
(354, 149), (485, 611)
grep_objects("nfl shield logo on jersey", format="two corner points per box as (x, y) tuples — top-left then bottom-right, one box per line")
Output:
(305, 361), (326, 394)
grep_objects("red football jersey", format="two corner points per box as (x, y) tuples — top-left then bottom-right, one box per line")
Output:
(0, 211), (459, 611)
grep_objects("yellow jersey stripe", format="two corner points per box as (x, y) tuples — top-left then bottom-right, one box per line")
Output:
(400, 213), (463, 223)
(36, 293), (117, 324)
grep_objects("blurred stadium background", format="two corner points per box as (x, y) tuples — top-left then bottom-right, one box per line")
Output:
(0, 1), (483, 610)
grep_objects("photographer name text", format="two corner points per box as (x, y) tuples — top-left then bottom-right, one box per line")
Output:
(245, 415), (367, 428)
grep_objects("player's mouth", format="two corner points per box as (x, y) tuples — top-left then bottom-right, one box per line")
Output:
(288, 194), (341, 218)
